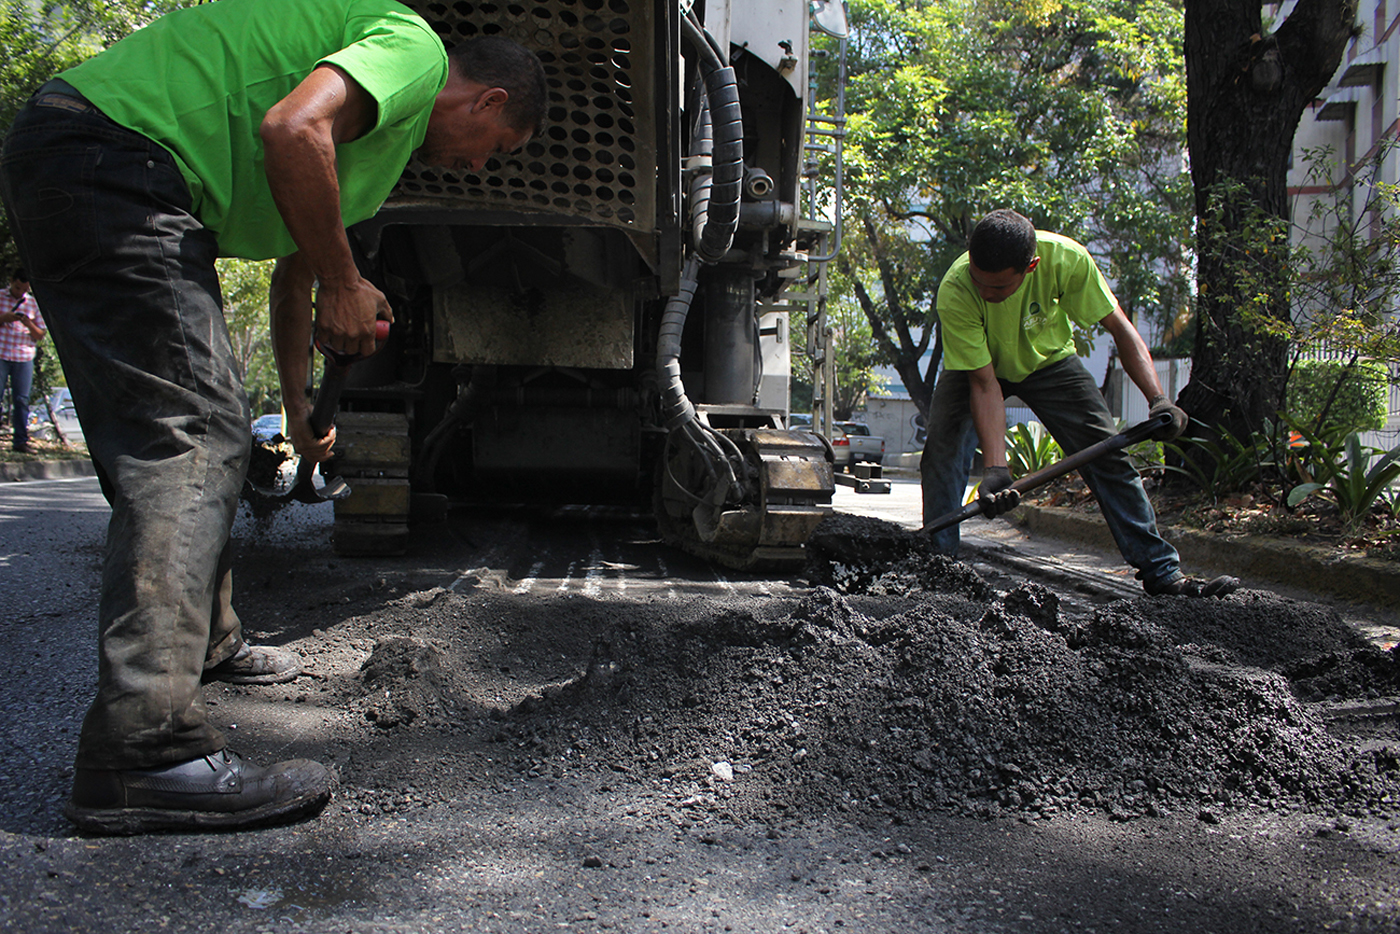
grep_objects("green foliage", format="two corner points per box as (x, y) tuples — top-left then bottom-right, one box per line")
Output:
(215, 258), (280, 414)
(1161, 419), (1286, 501)
(1285, 424), (1400, 535)
(1004, 420), (1061, 479)
(1285, 358), (1388, 436)
(825, 294), (888, 420)
(1116, 418), (1165, 473)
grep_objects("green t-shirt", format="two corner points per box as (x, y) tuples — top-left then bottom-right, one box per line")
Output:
(62, 0), (447, 260)
(937, 232), (1118, 383)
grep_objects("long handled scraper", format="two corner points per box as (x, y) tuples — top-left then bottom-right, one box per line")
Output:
(921, 411), (1173, 535)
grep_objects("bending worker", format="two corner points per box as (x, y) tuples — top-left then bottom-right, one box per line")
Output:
(921, 209), (1237, 599)
(0, 0), (545, 834)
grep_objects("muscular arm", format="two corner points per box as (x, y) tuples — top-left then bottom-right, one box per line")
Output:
(260, 63), (392, 360)
(1100, 307), (1166, 401)
(967, 363), (1008, 468)
(270, 253), (336, 461)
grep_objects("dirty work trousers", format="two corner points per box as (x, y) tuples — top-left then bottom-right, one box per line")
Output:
(0, 88), (248, 770)
(920, 355), (1180, 588)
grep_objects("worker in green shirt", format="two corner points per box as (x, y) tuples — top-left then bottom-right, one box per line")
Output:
(0, 0), (545, 834)
(922, 209), (1238, 599)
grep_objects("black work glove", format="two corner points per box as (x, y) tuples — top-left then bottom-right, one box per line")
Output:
(1148, 394), (1188, 442)
(978, 466), (1020, 519)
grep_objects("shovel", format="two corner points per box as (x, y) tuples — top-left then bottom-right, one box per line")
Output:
(250, 319), (390, 504)
(921, 411), (1173, 535)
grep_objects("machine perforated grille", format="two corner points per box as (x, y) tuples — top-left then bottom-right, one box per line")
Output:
(394, 0), (657, 230)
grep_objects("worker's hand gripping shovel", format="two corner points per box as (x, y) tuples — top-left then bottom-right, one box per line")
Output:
(921, 411), (1173, 535)
(274, 319), (390, 505)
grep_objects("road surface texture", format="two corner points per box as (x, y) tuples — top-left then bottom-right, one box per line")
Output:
(1, 475), (1398, 933)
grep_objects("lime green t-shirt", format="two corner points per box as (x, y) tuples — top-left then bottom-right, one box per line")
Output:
(937, 232), (1118, 383)
(61, 0), (447, 260)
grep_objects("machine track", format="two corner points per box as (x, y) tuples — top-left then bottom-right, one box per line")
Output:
(654, 428), (835, 571)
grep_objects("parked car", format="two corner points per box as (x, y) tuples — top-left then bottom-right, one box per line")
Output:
(830, 421), (885, 471)
(251, 413), (286, 444)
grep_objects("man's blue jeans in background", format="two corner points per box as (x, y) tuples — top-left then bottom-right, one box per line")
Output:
(0, 92), (249, 770)
(920, 356), (1180, 587)
(0, 358), (34, 449)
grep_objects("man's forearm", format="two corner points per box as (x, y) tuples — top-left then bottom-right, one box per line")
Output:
(260, 64), (389, 359)
(1102, 309), (1166, 401)
(270, 255), (316, 423)
(968, 367), (1008, 467)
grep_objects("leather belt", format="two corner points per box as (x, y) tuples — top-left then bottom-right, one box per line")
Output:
(33, 93), (101, 116)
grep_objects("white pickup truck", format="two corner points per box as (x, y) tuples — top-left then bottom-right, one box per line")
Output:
(830, 421), (885, 471)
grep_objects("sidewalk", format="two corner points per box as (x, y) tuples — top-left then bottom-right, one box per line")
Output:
(0, 457), (95, 482)
(1007, 503), (1400, 646)
(1015, 504), (1400, 609)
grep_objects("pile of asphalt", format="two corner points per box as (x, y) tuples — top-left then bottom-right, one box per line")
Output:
(473, 515), (1399, 824)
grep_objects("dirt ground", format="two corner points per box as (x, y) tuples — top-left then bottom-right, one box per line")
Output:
(7, 494), (1400, 933)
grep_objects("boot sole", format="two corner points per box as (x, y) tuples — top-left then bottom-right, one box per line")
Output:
(201, 663), (302, 686)
(64, 784), (332, 835)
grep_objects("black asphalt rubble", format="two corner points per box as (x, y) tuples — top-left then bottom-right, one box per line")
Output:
(485, 513), (1400, 829)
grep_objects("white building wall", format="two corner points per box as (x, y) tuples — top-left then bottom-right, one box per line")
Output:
(1283, 0), (1400, 450)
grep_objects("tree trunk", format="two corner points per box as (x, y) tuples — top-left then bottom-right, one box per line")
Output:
(1179, 0), (1357, 439)
(840, 212), (938, 417)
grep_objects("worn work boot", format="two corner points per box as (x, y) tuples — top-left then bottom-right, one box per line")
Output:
(1142, 572), (1241, 598)
(65, 749), (334, 835)
(203, 643), (301, 685)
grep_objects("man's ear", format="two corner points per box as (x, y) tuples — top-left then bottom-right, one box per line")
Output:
(1026, 256), (1040, 273)
(473, 87), (510, 114)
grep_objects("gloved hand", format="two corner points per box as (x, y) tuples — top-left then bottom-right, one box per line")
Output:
(1148, 394), (1188, 442)
(978, 465), (1020, 519)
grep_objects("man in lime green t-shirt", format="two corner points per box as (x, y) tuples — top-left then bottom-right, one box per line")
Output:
(0, 0), (545, 835)
(922, 209), (1237, 598)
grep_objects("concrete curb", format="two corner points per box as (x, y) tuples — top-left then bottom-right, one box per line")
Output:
(1015, 504), (1400, 608)
(0, 458), (96, 483)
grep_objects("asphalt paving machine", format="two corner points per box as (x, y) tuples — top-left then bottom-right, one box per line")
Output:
(305, 0), (849, 568)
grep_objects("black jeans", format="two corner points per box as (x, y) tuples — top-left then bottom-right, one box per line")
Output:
(0, 94), (248, 769)
(920, 356), (1179, 585)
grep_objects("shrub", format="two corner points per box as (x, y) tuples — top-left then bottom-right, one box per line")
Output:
(1285, 358), (1388, 436)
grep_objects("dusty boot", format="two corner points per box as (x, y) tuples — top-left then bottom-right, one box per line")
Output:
(65, 749), (334, 835)
(1142, 572), (1240, 598)
(203, 643), (301, 685)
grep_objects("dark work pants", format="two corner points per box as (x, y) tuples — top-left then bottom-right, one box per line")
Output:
(0, 95), (248, 769)
(920, 356), (1179, 586)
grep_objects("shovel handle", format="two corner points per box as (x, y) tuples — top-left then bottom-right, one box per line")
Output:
(920, 411), (1173, 535)
(307, 318), (390, 438)
(285, 319), (390, 503)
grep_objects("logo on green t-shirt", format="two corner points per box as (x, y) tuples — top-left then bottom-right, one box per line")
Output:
(1024, 301), (1046, 333)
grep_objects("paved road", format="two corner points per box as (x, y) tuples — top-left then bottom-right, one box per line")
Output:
(4, 476), (1399, 934)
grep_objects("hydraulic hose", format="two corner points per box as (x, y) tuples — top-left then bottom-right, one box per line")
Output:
(656, 256), (702, 431)
(654, 16), (750, 514)
(680, 15), (743, 265)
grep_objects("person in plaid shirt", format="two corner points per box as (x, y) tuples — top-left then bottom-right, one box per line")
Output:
(0, 268), (47, 453)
